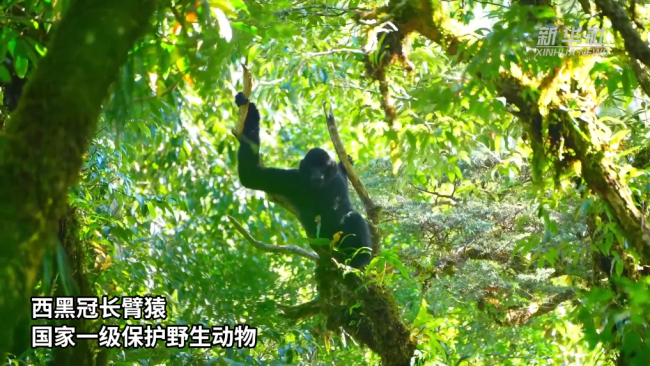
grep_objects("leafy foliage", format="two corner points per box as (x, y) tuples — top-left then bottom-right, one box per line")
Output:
(3, 0), (650, 364)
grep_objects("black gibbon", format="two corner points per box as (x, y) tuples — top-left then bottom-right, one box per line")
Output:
(234, 92), (372, 268)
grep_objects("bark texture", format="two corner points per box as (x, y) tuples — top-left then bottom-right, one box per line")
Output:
(0, 0), (156, 356)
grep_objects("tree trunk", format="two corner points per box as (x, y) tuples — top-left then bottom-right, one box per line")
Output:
(0, 0), (156, 356)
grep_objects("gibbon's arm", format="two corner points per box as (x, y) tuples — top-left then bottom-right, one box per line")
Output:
(238, 149), (303, 196)
(236, 95), (303, 197)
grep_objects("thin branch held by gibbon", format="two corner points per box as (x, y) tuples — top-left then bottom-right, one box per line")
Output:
(231, 64), (299, 216)
(233, 62), (253, 137)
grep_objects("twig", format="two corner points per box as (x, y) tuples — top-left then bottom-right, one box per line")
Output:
(332, 83), (411, 101)
(307, 48), (365, 56)
(277, 5), (371, 18)
(408, 183), (457, 200)
(322, 103), (382, 255)
(455, 355), (471, 366)
(441, 0), (509, 8)
(227, 215), (319, 261)
(134, 79), (182, 102)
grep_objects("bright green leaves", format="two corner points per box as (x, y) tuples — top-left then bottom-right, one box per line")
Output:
(231, 22), (257, 36)
(0, 63), (10, 82)
(4, 28), (38, 78)
(0, 1), (53, 84)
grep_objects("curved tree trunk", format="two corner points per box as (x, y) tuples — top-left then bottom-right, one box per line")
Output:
(0, 0), (156, 356)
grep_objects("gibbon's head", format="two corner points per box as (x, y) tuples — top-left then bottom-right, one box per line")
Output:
(299, 148), (338, 188)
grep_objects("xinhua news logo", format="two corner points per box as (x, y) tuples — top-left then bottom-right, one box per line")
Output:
(536, 27), (612, 57)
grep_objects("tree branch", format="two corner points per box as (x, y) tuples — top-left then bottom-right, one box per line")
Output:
(277, 299), (321, 320)
(307, 48), (365, 56)
(363, 0), (650, 262)
(323, 104), (376, 215)
(594, 0), (650, 68)
(169, 3), (189, 33)
(630, 58), (650, 98)
(227, 215), (319, 261)
(322, 103), (383, 255)
(500, 288), (576, 326)
(408, 182), (457, 201)
(277, 5), (371, 18)
(133, 79), (182, 102)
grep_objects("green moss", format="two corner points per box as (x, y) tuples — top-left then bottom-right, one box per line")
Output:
(0, 0), (155, 357)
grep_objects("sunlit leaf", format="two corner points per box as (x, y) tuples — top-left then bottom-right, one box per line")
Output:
(213, 8), (232, 42)
(14, 56), (28, 78)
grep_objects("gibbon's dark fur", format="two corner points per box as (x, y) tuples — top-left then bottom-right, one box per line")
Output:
(235, 92), (372, 268)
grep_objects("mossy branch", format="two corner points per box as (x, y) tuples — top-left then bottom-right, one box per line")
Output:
(486, 288), (576, 327)
(359, 0), (650, 262)
(227, 215), (319, 261)
(277, 299), (322, 320)
(594, 0), (650, 68)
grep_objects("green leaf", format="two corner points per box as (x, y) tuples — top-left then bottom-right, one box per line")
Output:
(621, 68), (633, 96)
(444, 130), (458, 147)
(459, 150), (471, 164)
(7, 37), (17, 57)
(146, 201), (157, 218)
(111, 225), (132, 242)
(138, 120), (152, 138)
(615, 259), (623, 277)
(0, 64), (11, 82)
(230, 0), (248, 12)
(453, 165), (463, 180)
(232, 22), (257, 35)
(308, 238), (330, 247)
(14, 56), (28, 78)
(247, 43), (261, 61)
(494, 134), (502, 154)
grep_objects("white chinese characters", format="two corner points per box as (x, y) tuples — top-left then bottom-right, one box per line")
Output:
(535, 26), (610, 57)
(30, 296), (258, 350)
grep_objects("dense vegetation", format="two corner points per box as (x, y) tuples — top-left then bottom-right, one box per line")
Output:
(1, 0), (650, 365)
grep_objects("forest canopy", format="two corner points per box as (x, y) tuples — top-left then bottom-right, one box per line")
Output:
(1, 0), (650, 365)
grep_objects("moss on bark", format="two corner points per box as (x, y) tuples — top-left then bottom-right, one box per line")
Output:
(0, 0), (156, 356)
